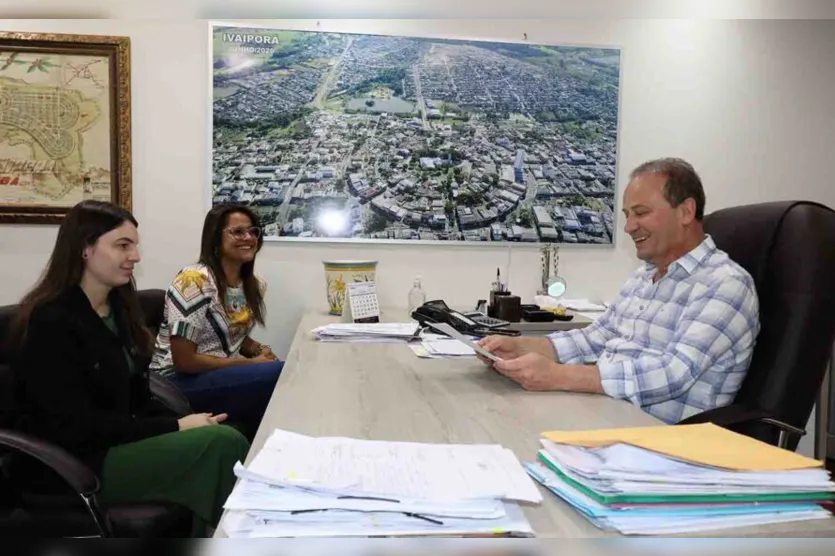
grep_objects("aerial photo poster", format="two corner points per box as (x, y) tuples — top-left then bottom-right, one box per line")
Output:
(211, 24), (621, 244)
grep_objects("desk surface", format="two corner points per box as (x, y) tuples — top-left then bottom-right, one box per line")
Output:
(217, 311), (835, 538)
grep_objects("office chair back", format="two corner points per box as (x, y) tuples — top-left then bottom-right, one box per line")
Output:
(702, 200), (835, 448)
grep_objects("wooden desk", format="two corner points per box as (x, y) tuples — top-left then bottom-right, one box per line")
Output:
(216, 311), (835, 538)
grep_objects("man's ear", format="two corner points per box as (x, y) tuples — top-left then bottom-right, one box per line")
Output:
(679, 198), (697, 225)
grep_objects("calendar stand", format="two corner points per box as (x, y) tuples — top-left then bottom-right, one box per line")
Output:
(346, 281), (380, 323)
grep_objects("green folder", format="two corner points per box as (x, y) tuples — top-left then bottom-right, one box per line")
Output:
(536, 452), (835, 505)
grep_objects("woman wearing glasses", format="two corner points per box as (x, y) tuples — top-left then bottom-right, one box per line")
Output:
(149, 204), (283, 440)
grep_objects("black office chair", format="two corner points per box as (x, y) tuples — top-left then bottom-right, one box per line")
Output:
(679, 201), (835, 451)
(138, 289), (192, 416)
(0, 289), (193, 537)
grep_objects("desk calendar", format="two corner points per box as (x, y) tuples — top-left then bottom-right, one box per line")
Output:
(346, 281), (380, 323)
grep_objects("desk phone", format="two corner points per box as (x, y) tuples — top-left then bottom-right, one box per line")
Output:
(411, 300), (519, 337)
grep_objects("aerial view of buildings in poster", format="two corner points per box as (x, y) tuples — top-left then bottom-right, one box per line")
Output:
(212, 27), (621, 243)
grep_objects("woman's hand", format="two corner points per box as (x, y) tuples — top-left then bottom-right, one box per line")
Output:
(247, 352), (275, 364)
(259, 345), (278, 360)
(177, 412), (228, 431)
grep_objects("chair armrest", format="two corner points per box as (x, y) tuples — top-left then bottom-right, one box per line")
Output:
(148, 372), (191, 416)
(678, 404), (806, 447)
(0, 428), (99, 496)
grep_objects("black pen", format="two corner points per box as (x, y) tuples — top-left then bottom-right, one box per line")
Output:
(289, 508), (444, 525)
(337, 494), (401, 503)
(404, 512), (444, 525)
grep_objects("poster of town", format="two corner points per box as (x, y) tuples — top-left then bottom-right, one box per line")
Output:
(211, 24), (621, 244)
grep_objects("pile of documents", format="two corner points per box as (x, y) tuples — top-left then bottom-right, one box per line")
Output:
(408, 322), (502, 361)
(409, 338), (477, 359)
(311, 323), (422, 343)
(220, 429), (543, 538)
(525, 423), (835, 536)
(533, 296), (608, 313)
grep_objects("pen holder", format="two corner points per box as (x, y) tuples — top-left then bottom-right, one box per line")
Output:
(488, 290), (511, 318)
(496, 295), (522, 323)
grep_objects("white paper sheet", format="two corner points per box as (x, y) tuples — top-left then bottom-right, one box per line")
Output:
(243, 429), (541, 503)
(422, 339), (476, 357)
(222, 502), (534, 538)
(224, 478), (508, 518)
(423, 322), (503, 362)
(311, 323), (422, 342)
(541, 440), (835, 491)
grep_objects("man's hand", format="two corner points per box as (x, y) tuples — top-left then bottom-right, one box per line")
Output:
(476, 335), (557, 365)
(492, 357), (605, 395)
(491, 353), (564, 391)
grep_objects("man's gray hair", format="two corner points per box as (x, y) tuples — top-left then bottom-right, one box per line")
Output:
(630, 157), (706, 221)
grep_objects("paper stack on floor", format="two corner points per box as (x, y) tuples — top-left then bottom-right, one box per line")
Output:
(524, 423), (835, 536)
(220, 429), (542, 538)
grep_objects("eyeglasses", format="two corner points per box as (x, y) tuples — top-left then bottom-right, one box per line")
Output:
(223, 226), (262, 240)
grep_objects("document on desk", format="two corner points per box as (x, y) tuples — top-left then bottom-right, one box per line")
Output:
(542, 422), (827, 471)
(225, 477), (507, 518)
(422, 339), (476, 356)
(311, 323), (420, 342)
(525, 461), (831, 536)
(242, 429), (541, 503)
(424, 322), (503, 362)
(223, 501), (534, 538)
(541, 440), (835, 490)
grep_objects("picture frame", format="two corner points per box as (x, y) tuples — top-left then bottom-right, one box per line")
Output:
(210, 23), (622, 246)
(0, 30), (131, 224)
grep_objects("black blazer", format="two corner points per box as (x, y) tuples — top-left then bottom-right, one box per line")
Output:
(12, 285), (180, 474)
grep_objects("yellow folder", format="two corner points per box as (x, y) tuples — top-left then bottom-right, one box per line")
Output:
(542, 423), (824, 471)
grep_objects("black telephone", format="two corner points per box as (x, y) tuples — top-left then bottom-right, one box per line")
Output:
(411, 300), (520, 337)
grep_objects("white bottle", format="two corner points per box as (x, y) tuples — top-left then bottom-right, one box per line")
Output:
(408, 276), (427, 314)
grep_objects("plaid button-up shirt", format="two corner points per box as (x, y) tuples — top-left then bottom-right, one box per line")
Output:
(549, 236), (760, 424)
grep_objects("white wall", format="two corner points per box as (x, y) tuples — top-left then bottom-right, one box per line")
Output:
(1, 17), (834, 455)
(3, 18), (835, 349)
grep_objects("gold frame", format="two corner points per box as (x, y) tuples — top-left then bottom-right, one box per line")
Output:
(0, 31), (131, 224)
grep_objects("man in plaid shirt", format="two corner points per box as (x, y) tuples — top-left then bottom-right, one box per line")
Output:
(479, 158), (760, 424)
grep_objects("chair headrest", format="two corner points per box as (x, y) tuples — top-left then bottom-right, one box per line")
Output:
(703, 200), (834, 287)
(137, 289), (166, 330)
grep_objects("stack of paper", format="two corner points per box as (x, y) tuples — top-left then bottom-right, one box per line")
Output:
(533, 296), (608, 312)
(220, 429), (542, 538)
(409, 339), (477, 359)
(311, 323), (421, 343)
(525, 423), (835, 535)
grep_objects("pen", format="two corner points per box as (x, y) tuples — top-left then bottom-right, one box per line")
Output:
(289, 508), (444, 525)
(404, 512), (444, 525)
(337, 494), (401, 503)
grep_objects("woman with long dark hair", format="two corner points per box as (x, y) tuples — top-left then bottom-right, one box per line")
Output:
(149, 204), (283, 440)
(10, 200), (249, 537)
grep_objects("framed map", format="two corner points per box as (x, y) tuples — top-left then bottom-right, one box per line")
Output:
(211, 24), (621, 245)
(0, 31), (131, 224)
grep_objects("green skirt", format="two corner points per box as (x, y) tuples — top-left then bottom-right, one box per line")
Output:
(97, 424), (250, 537)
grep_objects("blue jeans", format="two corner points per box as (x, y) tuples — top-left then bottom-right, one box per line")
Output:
(168, 360), (283, 435)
